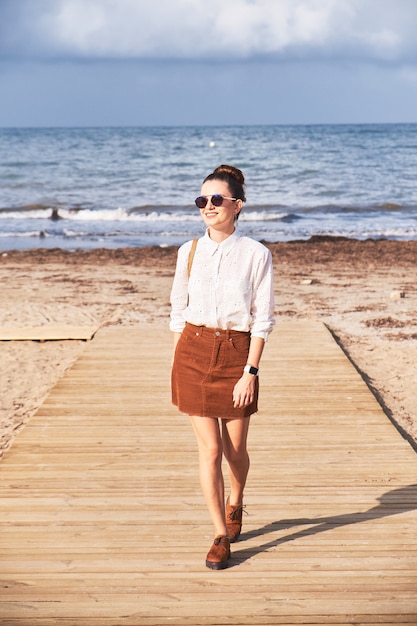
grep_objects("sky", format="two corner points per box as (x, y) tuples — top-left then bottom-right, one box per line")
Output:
(1, 0), (417, 127)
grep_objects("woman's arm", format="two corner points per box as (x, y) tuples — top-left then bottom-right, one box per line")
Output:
(232, 336), (265, 409)
(245, 335), (265, 370)
(170, 242), (192, 334)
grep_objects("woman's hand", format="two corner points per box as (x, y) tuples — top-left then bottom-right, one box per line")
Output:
(232, 336), (264, 408)
(232, 373), (256, 408)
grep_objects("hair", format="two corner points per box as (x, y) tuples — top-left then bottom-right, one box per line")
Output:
(203, 164), (246, 203)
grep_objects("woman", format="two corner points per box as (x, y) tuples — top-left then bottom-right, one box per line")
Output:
(170, 164), (275, 570)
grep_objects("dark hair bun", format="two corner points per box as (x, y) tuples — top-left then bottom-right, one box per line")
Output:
(213, 164), (245, 186)
(203, 163), (246, 203)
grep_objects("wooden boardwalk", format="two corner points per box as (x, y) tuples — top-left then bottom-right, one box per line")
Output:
(1, 321), (417, 625)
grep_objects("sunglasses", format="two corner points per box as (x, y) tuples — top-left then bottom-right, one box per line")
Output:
(195, 194), (237, 209)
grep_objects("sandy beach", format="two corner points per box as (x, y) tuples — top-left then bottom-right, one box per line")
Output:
(1, 237), (416, 456)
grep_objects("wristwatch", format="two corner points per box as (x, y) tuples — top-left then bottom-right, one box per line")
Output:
(244, 364), (259, 376)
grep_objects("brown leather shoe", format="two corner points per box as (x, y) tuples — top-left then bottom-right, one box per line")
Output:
(226, 497), (246, 543)
(205, 535), (231, 570)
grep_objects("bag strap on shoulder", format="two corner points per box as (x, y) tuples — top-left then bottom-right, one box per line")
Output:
(187, 238), (198, 278)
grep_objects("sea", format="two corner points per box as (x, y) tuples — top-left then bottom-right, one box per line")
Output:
(1, 124), (417, 251)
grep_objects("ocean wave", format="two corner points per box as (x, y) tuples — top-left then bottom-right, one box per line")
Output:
(0, 205), (291, 223)
(0, 207), (56, 219)
(240, 210), (290, 222)
(1, 203), (417, 250)
(0, 230), (48, 238)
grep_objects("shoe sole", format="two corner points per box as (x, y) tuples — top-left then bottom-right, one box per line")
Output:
(205, 558), (230, 570)
(206, 549), (231, 570)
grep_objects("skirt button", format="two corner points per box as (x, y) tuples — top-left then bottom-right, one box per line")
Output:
(215, 331), (220, 336)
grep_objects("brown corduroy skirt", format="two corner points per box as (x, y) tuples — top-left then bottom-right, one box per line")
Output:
(171, 322), (259, 419)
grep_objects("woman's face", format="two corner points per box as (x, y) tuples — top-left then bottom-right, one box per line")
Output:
(199, 179), (242, 234)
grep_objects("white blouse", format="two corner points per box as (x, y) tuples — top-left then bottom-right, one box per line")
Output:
(170, 230), (275, 340)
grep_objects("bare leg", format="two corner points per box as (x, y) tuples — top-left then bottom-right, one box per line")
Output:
(189, 415), (228, 537)
(222, 417), (251, 506)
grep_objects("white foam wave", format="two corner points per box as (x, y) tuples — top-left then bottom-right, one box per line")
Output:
(61, 208), (204, 222)
(60, 208), (290, 223)
(0, 209), (54, 219)
(0, 206), (290, 223)
(63, 229), (88, 237)
(59, 208), (131, 221)
(0, 230), (47, 238)
(240, 210), (289, 222)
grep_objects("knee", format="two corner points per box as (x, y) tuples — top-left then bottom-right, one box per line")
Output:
(199, 442), (223, 467)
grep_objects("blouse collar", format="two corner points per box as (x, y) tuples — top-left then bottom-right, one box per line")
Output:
(203, 228), (240, 256)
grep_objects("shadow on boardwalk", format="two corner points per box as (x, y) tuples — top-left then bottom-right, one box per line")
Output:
(231, 484), (417, 566)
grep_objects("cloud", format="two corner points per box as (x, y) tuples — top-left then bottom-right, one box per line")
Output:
(2, 0), (417, 64)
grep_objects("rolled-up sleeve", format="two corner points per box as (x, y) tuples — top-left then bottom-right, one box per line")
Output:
(250, 247), (275, 341)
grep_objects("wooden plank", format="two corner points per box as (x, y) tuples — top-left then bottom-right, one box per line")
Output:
(0, 321), (416, 625)
(0, 325), (99, 341)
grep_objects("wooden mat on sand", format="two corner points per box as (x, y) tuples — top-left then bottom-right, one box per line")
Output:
(0, 325), (99, 341)
(1, 320), (416, 625)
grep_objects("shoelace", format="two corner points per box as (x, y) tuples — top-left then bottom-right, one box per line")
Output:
(227, 504), (247, 521)
(213, 535), (229, 546)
